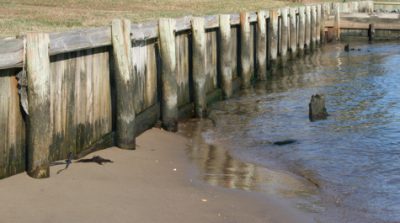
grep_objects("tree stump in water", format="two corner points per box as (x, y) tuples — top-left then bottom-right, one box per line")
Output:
(309, 94), (328, 121)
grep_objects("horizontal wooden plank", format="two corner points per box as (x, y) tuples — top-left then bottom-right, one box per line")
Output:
(49, 26), (111, 55)
(134, 103), (160, 137)
(206, 89), (223, 106)
(205, 15), (219, 29)
(0, 6), (304, 62)
(375, 1), (400, 6)
(178, 103), (194, 120)
(75, 132), (115, 159)
(340, 13), (400, 19)
(131, 21), (158, 41)
(175, 16), (192, 32)
(0, 38), (24, 70)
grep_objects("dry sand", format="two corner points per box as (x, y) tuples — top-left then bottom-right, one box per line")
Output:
(0, 128), (315, 223)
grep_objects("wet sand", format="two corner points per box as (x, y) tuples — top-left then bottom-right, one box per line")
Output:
(0, 128), (314, 223)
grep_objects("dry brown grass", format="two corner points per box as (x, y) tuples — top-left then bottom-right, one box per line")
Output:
(0, 0), (333, 37)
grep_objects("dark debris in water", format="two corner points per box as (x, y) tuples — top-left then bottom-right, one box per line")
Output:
(273, 139), (297, 146)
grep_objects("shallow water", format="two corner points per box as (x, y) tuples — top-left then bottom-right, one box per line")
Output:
(179, 42), (400, 223)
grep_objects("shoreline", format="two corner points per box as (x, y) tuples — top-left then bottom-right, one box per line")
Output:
(0, 128), (315, 223)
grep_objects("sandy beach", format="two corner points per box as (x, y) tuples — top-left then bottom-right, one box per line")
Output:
(0, 128), (314, 223)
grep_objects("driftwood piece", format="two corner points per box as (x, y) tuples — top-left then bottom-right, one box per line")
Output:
(309, 94), (328, 121)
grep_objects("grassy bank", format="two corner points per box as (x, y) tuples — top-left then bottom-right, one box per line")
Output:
(0, 0), (336, 37)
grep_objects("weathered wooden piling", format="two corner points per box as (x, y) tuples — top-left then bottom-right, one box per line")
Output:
(298, 7), (306, 53)
(368, 24), (375, 41)
(280, 8), (289, 60)
(309, 94), (328, 121)
(268, 9), (279, 66)
(305, 6), (311, 49)
(159, 18), (178, 131)
(320, 4), (326, 44)
(289, 8), (297, 56)
(311, 5), (317, 48)
(26, 33), (51, 178)
(334, 3), (341, 41)
(219, 14), (233, 99)
(256, 10), (268, 81)
(191, 17), (207, 118)
(316, 5), (321, 45)
(240, 12), (252, 88)
(111, 19), (136, 149)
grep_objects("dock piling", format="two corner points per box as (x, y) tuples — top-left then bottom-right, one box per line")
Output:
(111, 19), (137, 149)
(159, 18), (179, 131)
(26, 33), (51, 178)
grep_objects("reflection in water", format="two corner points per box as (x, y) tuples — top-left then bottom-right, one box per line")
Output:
(179, 119), (321, 210)
(179, 42), (400, 223)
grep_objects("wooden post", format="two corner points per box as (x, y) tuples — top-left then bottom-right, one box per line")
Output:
(191, 17), (207, 118)
(305, 6), (311, 49)
(159, 18), (178, 132)
(26, 33), (51, 178)
(320, 4), (326, 44)
(280, 8), (289, 59)
(289, 8), (297, 56)
(367, 0), (374, 13)
(298, 6), (306, 54)
(219, 14), (233, 99)
(317, 4), (323, 44)
(334, 3), (340, 41)
(269, 9), (279, 67)
(111, 19), (136, 149)
(311, 5), (317, 48)
(256, 10), (267, 81)
(240, 12), (251, 89)
(309, 94), (328, 122)
(368, 24), (375, 41)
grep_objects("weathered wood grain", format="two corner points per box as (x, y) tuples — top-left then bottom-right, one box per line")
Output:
(50, 27), (111, 56)
(26, 33), (51, 178)
(131, 21), (158, 41)
(231, 27), (239, 80)
(269, 9), (279, 64)
(240, 12), (252, 88)
(305, 6), (311, 49)
(134, 103), (160, 137)
(0, 38), (24, 70)
(175, 33), (191, 108)
(131, 39), (158, 113)
(111, 19), (136, 149)
(256, 11), (267, 81)
(219, 14), (233, 98)
(316, 4), (322, 44)
(334, 3), (341, 41)
(280, 8), (289, 59)
(159, 18), (178, 132)
(49, 47), (112, 161)
(205, 30), (218, 94)
(311, 5), (317, 47)
(191, 17), (207, 118)
(298, 6), (306, 52)
(0, 69), (26, 179)
(289, 8), (297, 55)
